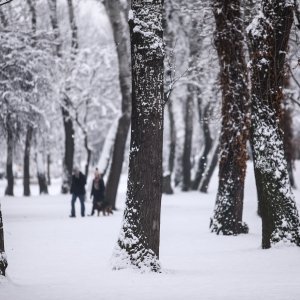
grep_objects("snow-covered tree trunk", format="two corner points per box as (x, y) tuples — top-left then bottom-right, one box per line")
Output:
(192, 102), (213, 190)
(210, 0), (250, 235)
(60, 0), (78, 193)
(247, 0), (300, 248)
(5, 126), (14, 196)
(105, 0), (132, 210)
(182, 85), (194, 191)
(23, 126), (33, 196)
(0, 203), (7, 276)
(112, 0), (164, 272)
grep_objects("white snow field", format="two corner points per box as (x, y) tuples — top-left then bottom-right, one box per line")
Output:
(1, 163), (300, 300)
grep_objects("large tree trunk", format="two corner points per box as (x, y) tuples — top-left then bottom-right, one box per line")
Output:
(112, 0), (164, 272)
(5, 127), (14, 196)
(210, 0), (249, 235)
(192, 102), (213, 190)
(182, 85), (194, 191)
(248, 0), (300, 248)
(23, 126), (33, 196)
(0, 204), (8, 276)
(105, 0), (131, 210)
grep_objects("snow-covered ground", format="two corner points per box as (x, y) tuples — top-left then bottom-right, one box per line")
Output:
(1, 163), (300, 300)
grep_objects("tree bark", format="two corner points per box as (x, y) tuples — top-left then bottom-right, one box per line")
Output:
(105, 0), (131, 210)
(182, 84), (194, 191)
(0, 204), (8, 276)
(48, 0), (76, 193)
(248, 0), (300, 248)
(23, 0), (37, 197)
(192, 102), (213, 190)
(162, 98), (176, 194)
(112, 0), (164, 272)
(23, 126), (33, 196)
(199, 143), (219, 193)
(210, 0), (250, 235)
(47, 154), (51, 185)
(36, 152), (48, 194)
(5, 127), (14, 196)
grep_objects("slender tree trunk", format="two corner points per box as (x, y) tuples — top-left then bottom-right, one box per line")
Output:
(5, 127), (14, 196)
(112, 0), (164, 272)
(23, 0), (37, 197)
(192, 102), (213, 190)
(182, 85), (194, 191)
(61, 104), (75, 193)
(36, 152), (48, 194)
(199, 143), (219, 193)
(48, 0), (76, 193)
(248, 0), (300, 248)
(162, 97), (176, 194)
(47, 154), (51, 185)
(23, 126), (33, 196)
(105, 0), (131, 210)
(210, 0), (250, 235)
(0, 204), (8, 276)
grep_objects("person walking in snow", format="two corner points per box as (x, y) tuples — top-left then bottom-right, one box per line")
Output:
(70, 167), (86, 217)
(89, 168), (106, 216)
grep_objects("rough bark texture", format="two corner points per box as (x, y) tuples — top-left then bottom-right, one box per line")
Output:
(5, 127), (14, 196)
(210, 0), (249, 235)
(281, 98), (295, 189)
(23, 126), (33, 196)
(248, 0), (300, 248)
(112, 0), (164, 272)
(181, 85), (194, 191)
(0, 204), (8, 276)
(192, 103), (213, 190)
(105, 0), (131, 210)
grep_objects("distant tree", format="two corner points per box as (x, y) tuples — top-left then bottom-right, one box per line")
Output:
(23, 0), (37, 197)
(0, 203), (8, 276)
(112, 0), (164, 272)
(104, 0), (131, 210)
(210, 0), (250, 235)
(247, 0), (300, 248)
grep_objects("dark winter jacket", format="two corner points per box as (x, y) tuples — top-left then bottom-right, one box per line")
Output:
(70, 172), (86, 195)
(90, 178), (105, 202)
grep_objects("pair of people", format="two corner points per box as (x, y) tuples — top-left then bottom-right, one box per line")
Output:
(70, 167), (105, 217)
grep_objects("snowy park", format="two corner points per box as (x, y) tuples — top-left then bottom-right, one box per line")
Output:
(1, 163), (300, 300)
(1, 0), (300, 299)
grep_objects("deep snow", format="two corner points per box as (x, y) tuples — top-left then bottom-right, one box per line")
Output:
(0, 163), (300, 300)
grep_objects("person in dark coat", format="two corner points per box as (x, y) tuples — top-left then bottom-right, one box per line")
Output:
(89, 169), (106, 216)
(70, 167), (86, 217)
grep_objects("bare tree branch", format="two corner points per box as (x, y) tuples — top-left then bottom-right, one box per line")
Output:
(0, 0), (14, 7)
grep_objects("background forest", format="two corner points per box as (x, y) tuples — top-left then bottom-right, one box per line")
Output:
(1, 0), (300, 298)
